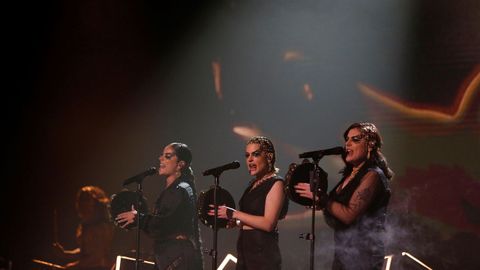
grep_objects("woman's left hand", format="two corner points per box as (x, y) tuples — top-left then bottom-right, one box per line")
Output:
(115, 205), (137, 228)
(294, 182), (316, 200)
(207, 204), (229, 219)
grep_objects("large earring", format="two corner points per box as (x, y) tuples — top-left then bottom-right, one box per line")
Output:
(266, 153), (273, 172)
(367, 149), (371, 160)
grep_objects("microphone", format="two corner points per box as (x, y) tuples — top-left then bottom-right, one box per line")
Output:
(203, 161), (240, 176)
(122, 167), (157, 186)
(299, 146), (344, 159)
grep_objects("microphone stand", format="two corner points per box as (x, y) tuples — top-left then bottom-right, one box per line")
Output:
(121, 168), (156, 270)
(202, 162), (239, 270)
(302, 155), (324, 270)
(203, 170), (231, 270)
(134, 181), (144, 270)
(208, 173), (221, 270)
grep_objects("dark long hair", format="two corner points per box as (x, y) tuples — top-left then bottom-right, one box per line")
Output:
(170, 142), (195, 181)
(342, 122), (394, 180)
(168, 142), (203, 259)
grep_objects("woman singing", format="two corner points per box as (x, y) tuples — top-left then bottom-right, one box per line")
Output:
(210, 136), (288, 270)
(295, 122), (393, 270)
(116, 142), (203, 270)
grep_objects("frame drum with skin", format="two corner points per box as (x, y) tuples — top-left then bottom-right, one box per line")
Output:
(197, 186), (236, 229)
(284, 161), (328, 206)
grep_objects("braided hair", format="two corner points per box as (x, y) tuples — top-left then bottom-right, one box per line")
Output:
(246, 136), (279, 173)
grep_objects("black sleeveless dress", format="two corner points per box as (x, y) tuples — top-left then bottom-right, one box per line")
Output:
(236, 176), (288, 270)
(324, 166), (390, 270)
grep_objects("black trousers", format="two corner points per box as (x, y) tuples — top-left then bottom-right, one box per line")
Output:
(236, 229), (281, 270)
(154, 239), (202, 270)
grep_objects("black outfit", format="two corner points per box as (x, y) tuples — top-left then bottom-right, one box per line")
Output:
(141, 177), (203, 270)
(236, 176), (288, 270)
(324, 166), (390, 270)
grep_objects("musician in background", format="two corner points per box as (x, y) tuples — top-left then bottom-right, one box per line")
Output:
(210, 136), (288, 270)
(53, 186), (114, 270)
(295, 122), (393, 270)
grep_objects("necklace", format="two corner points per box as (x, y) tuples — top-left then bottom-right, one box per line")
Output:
(339, 163), (364, 191)
(251, 172), (276, 189)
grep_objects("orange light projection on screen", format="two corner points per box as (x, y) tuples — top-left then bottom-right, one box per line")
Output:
(303, 83), (314, 101)
(232, 125), (262, 139)
(358, 69), (480, 122)
(212, 60), (222, 100)
(283, 50), (304, 62)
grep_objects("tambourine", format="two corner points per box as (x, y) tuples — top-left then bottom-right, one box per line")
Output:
(284, 160), (328, 206)
(197, 186), (236, 229)
(110, 190), (148, 229)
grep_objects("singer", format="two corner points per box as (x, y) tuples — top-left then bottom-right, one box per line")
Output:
(209, 136), (288, 270)
(295, 122), (393, 270)
(115, 143), (203, 270)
